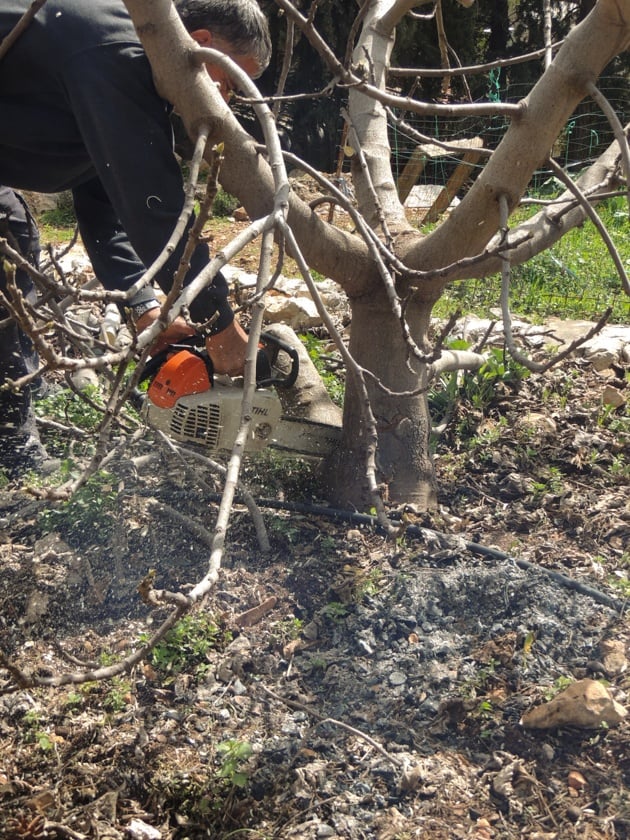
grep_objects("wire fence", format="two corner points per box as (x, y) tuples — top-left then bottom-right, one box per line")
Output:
(388, 75), (630, 324)
(390, 75), (630, 189)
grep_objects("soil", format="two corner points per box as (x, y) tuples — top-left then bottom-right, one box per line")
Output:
(1, 216), (629, 839)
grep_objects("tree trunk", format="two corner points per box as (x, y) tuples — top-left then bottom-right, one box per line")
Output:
(328, 288), (438, 510)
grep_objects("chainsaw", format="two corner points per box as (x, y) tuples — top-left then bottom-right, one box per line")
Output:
(141, 333), (342, 459)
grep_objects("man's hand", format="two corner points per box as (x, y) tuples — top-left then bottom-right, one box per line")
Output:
(135, 307), (248, 375)
(205, 319), (248, 376)
(134, 307), (196, 356)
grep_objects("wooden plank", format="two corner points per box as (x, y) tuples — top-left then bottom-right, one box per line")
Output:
(397, 136), (483, 207)
(397, 146), (429, 205)
(424, 147), (483, 223)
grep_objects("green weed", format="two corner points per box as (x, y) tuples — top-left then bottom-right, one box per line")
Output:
(101, 679), (133, 713)
(212, 188), (240, 217)
(267, 514), (302, 545)
(430, 342), (528, 439)
(21, 710), (54, 752)
(141, 611), (228, 679)
(464, 348), (529, 410)
(321, 601), (348, 620)
(271, 615), (304, 646)
(299, 332), (345, 406)
(460, 658), (498, 700)
(216, 739), (253, 788)
(530, 465), (565, 499)
(608, 556), (630, 598)
(543, 675), (574, 701)
(36, 385), (105, 431)
(39, 191), (77, 243)
(38, 471), (118, 543)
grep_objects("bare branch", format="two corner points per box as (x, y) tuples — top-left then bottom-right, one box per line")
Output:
(0, 0), (47, 61)
(586, 80), (630, 210)
(273, 0), (522, 119)
(498, 194), (613, 375)
(389, 43), (564, 77)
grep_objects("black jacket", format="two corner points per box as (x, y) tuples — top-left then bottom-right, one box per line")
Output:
(0, 0), (231, 328)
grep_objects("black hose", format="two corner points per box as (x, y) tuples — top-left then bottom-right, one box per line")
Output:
(237, 495), (627, 614)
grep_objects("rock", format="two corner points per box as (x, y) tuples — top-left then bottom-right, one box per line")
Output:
(567, 769), (587, 793)
(125, 818), (161, 840)
(24, 590), (50, 623)
(18, 189), (66, 215)
(583, 336), (627, 371)
(71, 368), (100, 390)
(599, 639), (628, 676)
(601, 385), (626, 409)
(439, 316), (630, 369)
(223, 267), (351, 326)
(516, 412), (557, 437)
(520, 678), (627, 729)
(584, 345), (618, 371)
(264, 294), (322, 330)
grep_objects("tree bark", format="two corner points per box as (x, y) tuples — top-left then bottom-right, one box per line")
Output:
(329, 288), (437, 509)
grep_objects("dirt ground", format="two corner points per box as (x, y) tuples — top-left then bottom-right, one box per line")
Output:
(1, 321), (628, 839)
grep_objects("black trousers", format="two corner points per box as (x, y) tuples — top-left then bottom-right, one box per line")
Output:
(0, 186), (41, 433)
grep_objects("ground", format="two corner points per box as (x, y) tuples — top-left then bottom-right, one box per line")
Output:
(0, 219), (629, 840)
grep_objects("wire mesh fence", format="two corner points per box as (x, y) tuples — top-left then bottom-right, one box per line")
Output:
(389, 75), (630, 189)
(387, 75), (630, 324)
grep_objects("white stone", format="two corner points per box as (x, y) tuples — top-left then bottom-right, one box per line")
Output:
(126, 818), (161, 840)
(264, 295), (322, 329)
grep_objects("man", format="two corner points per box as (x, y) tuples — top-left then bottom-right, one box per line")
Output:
(0, 0), (271, 475)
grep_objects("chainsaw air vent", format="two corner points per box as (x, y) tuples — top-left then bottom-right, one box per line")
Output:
(170, 402), (222, 448)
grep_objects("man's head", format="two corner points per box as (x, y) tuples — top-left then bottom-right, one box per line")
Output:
(175, 0), (271, 96)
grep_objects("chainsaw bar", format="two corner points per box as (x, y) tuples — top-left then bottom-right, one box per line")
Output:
(267, 415), (342, 459)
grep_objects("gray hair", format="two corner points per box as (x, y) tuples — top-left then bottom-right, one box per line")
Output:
(174, 0), (272, 74)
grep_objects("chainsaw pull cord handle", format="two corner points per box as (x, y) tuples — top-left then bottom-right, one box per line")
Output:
(257, 332), (300, 389)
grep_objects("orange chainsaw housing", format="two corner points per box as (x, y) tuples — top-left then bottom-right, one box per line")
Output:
(147, 350), (212, 409)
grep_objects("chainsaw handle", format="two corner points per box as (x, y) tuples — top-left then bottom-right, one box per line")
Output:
(257, 332), (300, 389)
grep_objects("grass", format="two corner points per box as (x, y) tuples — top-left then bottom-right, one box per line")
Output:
(433, 196), (630, 324)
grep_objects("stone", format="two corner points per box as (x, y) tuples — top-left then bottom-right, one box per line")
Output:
(520, 678), (627, 729)
(264, 294), (322, 330)
(601, 385), (626, 409)
(126, 818), (161, 840)
(599, 639), (628, 676)
(516, 412), (557, 436)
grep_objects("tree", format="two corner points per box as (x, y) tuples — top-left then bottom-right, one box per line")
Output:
(1, 0), (628, 698)
(120, 0), (629, 513)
